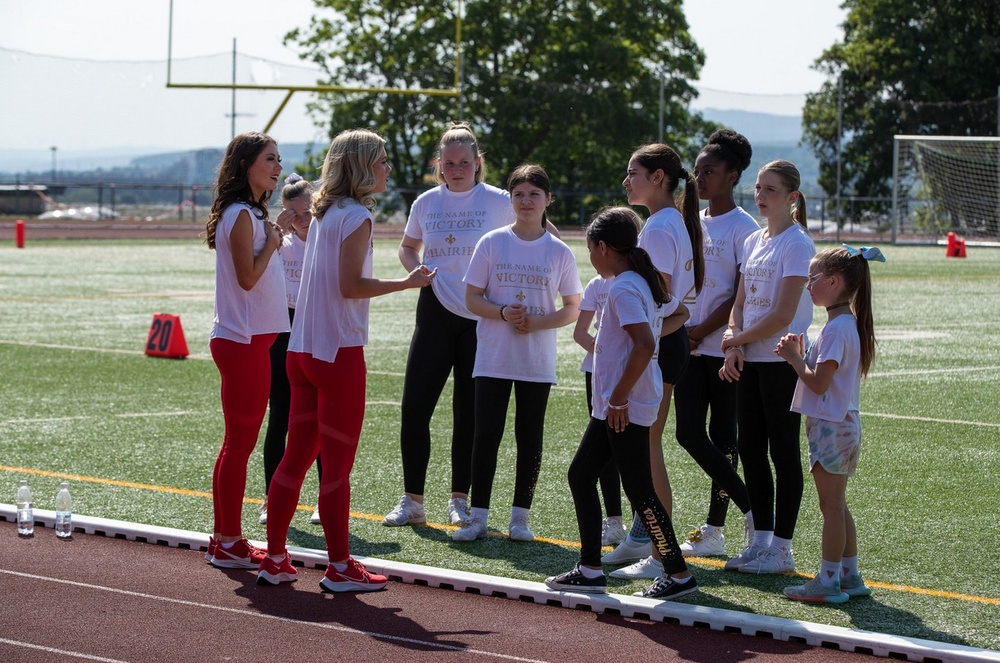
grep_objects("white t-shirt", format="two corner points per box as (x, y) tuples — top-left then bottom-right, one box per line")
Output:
(592, 271), (679, 427)
(578, 275), (612, 373)
(289, 199), (372, 364)
(464, 226), (582, 383)
(403, 182), (515, 319)
(739, 224), (816, 362)
(278, 232), (307, 309)
(638, 207), (696, 306)
(210, 202), (289, 344)
(790, 313), (861, 421)
(690, 206), (760, 357)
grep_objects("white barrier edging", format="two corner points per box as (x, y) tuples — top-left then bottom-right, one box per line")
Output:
(2, 505), (998, 663)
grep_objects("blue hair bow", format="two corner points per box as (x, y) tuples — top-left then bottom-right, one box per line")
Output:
(842, 244), (886, 263)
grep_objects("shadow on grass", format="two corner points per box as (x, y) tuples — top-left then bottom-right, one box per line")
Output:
(405, 523), (580, 576)
(286, 524), (404, 558)
(682, 569), (971, 648)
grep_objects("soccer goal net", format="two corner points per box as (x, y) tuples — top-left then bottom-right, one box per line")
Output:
(892, 135), (1000, 244)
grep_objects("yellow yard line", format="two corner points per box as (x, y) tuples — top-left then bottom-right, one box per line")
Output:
(2, 464), (997, 607)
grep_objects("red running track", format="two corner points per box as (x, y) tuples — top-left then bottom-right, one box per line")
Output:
(0, 521), (867, 663)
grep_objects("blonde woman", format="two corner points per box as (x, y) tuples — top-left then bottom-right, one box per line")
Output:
(258, 129), (436, 593)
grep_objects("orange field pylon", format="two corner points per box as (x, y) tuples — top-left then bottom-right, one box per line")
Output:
(144, 313), (189, 358)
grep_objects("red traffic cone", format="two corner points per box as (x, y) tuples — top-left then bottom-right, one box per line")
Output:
(955, 237), (967, 258)
(946, 231), (958, 257)
(144, 313), (189, 358)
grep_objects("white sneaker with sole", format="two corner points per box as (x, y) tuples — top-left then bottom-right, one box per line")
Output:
(452, 518), (487, 542)
(508, 512), (534, 542)
(724, 541), (769, 571)
(447, 497), (471, 526)
(679, 524), (725, 557)
(609, 555), (663, 579)
(600, 538), (651, 566)
(382, 495), (426, 526)
(740, 544), (795, 574)
(601, 517), (627, 547)
(310, 506), (321, 525)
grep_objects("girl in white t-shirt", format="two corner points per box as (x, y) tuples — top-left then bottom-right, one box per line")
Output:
(720, 160), (816, 575)
(573, 275), (627, 547)
(205, 132), (290, 570)
(260, 173), (322, 527)
(455, 164), (582, 543)
(386, 124), (515, 529)
(258, 129), (436, 593)
(776, 244), (882, 603)
(545, 206), (697, 601)
(674, 130), (759, 558)
(603, 143), (705, 577)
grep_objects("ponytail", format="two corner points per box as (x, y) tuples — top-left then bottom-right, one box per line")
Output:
(791, 193), (808, 229)
(627, 247), (670, 307)
(852, 257), (875, 377)
(678, 169), (705, 293)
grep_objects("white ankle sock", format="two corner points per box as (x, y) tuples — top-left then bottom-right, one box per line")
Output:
(819, 559), (841, 586)
(578, 565), (603, 579)
(470, 507), (489, 524)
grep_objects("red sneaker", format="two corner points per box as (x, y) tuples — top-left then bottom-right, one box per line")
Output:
(257, 552), (298, 585)
(319, 558), (388, 593)
(211, 538), (267, 569)
(205, 537), (219, 563)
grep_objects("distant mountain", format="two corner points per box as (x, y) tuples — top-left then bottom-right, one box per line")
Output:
(697, 108), (805, 146)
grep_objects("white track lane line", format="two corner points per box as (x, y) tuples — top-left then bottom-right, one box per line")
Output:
(0, 637), (131, 663)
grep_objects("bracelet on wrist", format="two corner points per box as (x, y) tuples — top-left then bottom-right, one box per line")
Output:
(499, 304), (508, 322)
(607, 400), (629, 411)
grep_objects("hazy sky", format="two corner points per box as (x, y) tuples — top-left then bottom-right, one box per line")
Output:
(1, 0), (846, 155)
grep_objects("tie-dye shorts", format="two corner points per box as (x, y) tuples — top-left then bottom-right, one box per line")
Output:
(805, 410), (861, 476)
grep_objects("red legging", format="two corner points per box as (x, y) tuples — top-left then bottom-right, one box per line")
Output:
(266, 347), (366, 561)
(210, 334), (276, 537)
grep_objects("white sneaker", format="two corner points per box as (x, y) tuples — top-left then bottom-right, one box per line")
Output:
(600, 538), (651, 565)
(382, 495), (426, 526)
(609, 555), (663, 579)
(508, 512), (534, 542)
(447, 497), (471, 526)
(679, 524), (725, 557)
(310, 506), (321, 525)
(258, 504), (268, 525)
(724, 541), (769, 571)
(601, 517), (627, 547)
(740, 544), (795, 574)
(452, 518), (488, 542)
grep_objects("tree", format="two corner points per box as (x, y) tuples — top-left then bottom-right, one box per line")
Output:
(802, 0), (1000, 199)
(285, 0), (716, 220)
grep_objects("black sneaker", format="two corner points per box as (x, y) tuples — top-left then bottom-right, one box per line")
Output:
(633, 575), (699, 601)
(545, 565), (607, 594)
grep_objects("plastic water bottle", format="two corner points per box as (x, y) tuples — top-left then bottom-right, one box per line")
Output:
(16, 480), (34, 536)
(55, 482), (73, 539)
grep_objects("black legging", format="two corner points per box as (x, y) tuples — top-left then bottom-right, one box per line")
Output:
(673, 353), (750, 526)
(568, 417), (687, 573)
(399, 287), (478, 496)
(262, 308), (320, 494)
(585, 371), (623, 518)
(736, 360), (803, 540)
(469, 377), (550, 510)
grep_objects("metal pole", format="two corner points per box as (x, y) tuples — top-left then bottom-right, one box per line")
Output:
(835, 75), (843, 230)
(231, 39), (237, 139)
(890, 136), (899, 245)
(658, 69), (664, 143)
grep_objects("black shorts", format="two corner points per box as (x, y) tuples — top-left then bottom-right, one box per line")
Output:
(656, 326), (690, 385)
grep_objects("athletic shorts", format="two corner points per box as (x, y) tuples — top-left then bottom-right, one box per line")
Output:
(657, 326), (690, 385)
(806, 410), (861, 476)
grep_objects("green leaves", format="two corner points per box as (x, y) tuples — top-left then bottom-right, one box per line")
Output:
(803, 0), (1000, 199)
